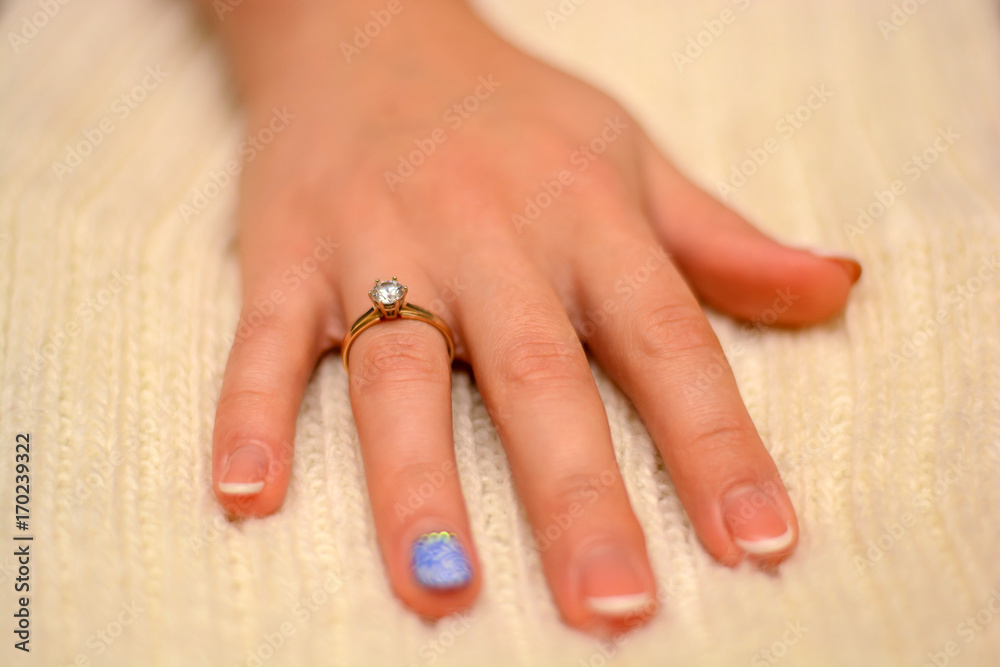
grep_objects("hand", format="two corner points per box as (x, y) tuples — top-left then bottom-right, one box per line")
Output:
(206, 0), (860, 632)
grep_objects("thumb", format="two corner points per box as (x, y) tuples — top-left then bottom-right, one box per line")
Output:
(640, 137), (861, 326)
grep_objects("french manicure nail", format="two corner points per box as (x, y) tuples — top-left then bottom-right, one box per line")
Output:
(218, 444), (269, 495)
(722, 485), (795, 555)
(587, 592), (653, 616)
(799, 246), (863, 284)
(577, 543), (652, 616)
(411, 532), (472, 590)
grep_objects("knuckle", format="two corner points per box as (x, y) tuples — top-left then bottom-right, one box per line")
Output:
(543, 470), (618, 512)
(251, 178), (330, 231)
(217, 386), (276, 414)
(371, 459), (455, 514)
(235, 290), (323, 350)
(633, 301), (717, 363)
(588, 89), (630, 118)
(499, 332), (585, 391)
(568, 156), (621, 189)
(234, 309), (291, 345)
(351, 327), (448, 390)
(685, 414), (752, 455)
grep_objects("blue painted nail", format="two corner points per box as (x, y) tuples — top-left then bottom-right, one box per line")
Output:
(411, 532), (472, 590)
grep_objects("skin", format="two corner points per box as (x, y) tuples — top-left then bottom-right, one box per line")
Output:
(200, 0), (861, 633)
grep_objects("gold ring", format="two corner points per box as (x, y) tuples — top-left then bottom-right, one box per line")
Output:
(341, 277), (455, 370)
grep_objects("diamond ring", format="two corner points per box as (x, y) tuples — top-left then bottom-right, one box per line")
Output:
(341, 277), (456, 370)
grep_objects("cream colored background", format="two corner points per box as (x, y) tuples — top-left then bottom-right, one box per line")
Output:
(2, 0), (1000, 665)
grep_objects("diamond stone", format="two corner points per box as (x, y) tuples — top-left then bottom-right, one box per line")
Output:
(372, 279), (405, 305)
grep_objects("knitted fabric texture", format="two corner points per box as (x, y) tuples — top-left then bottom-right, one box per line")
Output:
(1, 0), (999, 665)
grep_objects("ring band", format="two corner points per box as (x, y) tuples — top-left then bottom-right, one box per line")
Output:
(341, 277), (455, 370)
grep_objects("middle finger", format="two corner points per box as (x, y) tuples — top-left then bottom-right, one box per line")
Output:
(341, 266), (480, 618)
(457, 242), (658, 629)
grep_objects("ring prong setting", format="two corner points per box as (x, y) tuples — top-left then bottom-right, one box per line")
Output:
(343, 275), (455, 370)
(369, 276), (408, 318)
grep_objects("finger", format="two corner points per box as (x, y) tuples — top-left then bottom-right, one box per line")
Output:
(212, 280), (329, 517)
(340, 269), (480, 618)
(457, 246), (658, 630)
(573, 217), (798, 567)
(640, 137), (861, 326)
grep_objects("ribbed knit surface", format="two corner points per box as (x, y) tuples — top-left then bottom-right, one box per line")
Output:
(2, 1), (1000, 665)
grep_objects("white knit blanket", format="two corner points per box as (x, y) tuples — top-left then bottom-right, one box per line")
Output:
(2, 0), (999, 665)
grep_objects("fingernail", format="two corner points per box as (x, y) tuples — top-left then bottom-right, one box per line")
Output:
(799, 247), (862, 284)
(721, 485), (794, 555)
(218, 444), (269, 495)
(411, 532), (473, 590)
(577, 543), (652, 616)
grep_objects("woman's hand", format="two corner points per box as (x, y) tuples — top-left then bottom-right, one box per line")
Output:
(205, 0), (860, 631)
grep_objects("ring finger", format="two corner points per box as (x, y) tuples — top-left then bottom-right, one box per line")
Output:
(340, 264), (480, 618)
